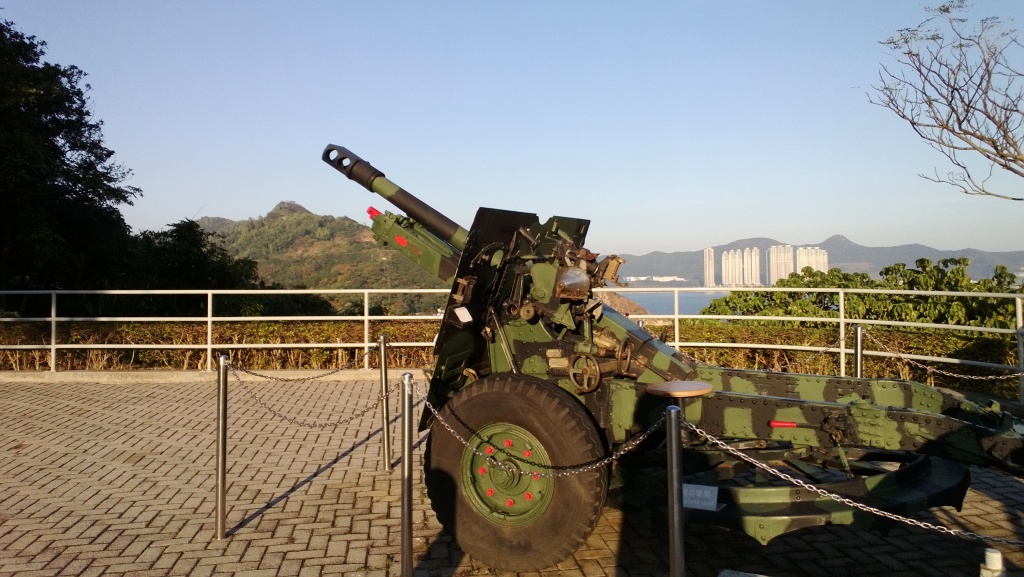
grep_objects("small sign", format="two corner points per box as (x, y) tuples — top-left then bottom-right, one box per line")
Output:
(453, 307), (473, 324)
(682, 484), (722, 512)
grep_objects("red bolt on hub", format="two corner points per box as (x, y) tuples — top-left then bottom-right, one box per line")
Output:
(486, 488), (495, 497)
(505, 499), (515, 508)
(504, 439), (513, 448)
(478, 466), (487, 475)
(532, 474), (540, 480)
(485, 446), (494, 455)
(525, 492), (533, 501)
(523, 450), (532, 458)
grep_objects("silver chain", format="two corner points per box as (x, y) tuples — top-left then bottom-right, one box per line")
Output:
(230, 349), (372, 382)
(792, 333), (846, 367)
(419, 382), (1024, 547)
(681, 419), (1024, 548)
(228, 361), (398, 430)
(418, 384), (664, 479)
(861, 328), (1024, 381)
(229, 340), (1024, 547)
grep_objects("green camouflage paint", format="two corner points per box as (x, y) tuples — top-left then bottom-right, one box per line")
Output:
(324, 144), (1024, 559)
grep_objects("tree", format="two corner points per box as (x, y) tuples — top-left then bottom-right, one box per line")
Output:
(0, 18), (141, 289)
(132, 220), (259, 290)
(870, 1), (1024, 201)
(704, 257), (1022, 329)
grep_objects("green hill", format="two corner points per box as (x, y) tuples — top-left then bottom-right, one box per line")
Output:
(197, 202), (445, 292)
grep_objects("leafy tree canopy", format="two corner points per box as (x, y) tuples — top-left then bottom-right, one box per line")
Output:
(0, 18), (140, 289)
(704, 258), (1023, 329)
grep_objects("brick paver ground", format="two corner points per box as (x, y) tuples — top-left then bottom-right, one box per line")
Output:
(2, 369), (1024, 577)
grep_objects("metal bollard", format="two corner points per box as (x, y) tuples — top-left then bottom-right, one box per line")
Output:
(980, 548), (1005, 577)
(379, 334), (392, 471)
(401, 372), (414, 577)
(854, 325), (864, 378)
(666, 405), (685, 577)
(1016, 326), (1023, 403)
(216, 354), (228, 540)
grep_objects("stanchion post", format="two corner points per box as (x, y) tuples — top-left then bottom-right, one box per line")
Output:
(379, 334), (392, 471)
(645, 381), (711, 577)
(665, 404), (685, 577)
(216, 354), (228, 540)
(401, 372), (414, 577)
(854, 325), (864, 378)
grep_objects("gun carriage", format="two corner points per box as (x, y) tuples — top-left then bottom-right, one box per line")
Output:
(323, 144), (1024, 571)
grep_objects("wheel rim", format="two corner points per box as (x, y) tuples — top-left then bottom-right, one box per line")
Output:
(461, 422), (554, 527)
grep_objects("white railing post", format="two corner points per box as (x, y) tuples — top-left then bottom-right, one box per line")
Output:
(50, 292), (57, 372)
(207, 292), (214, 371)
(363, 291), (371, 369)
(838, 289), (846, 377)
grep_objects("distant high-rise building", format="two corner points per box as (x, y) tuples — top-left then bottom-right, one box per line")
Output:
(742, 247), (760, 285)
(703, 247), (715, 287)
(796, 247), (829, 274)
(767, 245), (829, 285)
(721, 250), (736, 286)
(720, 247), (761, 286)
(767, 245), (795, 286)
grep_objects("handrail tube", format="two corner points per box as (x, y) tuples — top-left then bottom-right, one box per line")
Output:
(3, 286), (1016, 298)
(677, 342), (841, 353)
(1, 341), (437, 350)
(630, 314), (1018, 336)
(1, 287), (1021, 382)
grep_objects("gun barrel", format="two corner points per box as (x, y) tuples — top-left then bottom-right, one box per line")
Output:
(323, 144), (468, 252)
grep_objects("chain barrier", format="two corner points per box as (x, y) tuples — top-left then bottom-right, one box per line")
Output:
(680, 419), (1024, 548)
(227, 348), (398, 429)
(420, 381), (1024, 547)
(859, 327), (1024, 381)
(791, 333), (846, 367)
(224, 340), (1024, 547)
(230, 347), (373, 382)
(419, 383), (665, 478)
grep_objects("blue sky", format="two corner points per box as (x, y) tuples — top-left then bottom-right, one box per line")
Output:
(3, 1), (1022, 256)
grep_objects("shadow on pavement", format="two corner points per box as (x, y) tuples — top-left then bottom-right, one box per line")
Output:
(609, 481), (1016, 577)
(227, 422), (386, 536)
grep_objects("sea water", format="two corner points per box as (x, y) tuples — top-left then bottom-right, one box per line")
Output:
(622, 291), (728, 315)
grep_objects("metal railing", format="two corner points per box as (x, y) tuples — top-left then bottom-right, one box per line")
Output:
(599, 286), (1024, 398)
(0, 288), (447, 371)
(1, 287), (1022, 393)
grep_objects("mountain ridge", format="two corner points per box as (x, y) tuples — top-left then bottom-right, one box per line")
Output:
(621, 234), (1024, 285)
(199, 202), (1024, 288)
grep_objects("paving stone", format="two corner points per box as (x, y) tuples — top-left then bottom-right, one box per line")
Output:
(3, 371), (1024, 577)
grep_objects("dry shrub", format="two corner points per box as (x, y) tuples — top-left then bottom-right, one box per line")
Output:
(1, 319), (1016, 398)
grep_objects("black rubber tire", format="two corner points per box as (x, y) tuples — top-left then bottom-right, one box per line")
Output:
(424, 374), (608, 571)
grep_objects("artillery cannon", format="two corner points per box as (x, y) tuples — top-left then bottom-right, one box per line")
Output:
(323, 144), (1024, 571)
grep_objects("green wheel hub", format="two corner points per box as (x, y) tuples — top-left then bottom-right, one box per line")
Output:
(461, 422), (554, 527)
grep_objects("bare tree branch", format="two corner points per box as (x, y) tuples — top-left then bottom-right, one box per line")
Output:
(869, 1), (1024, 201)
